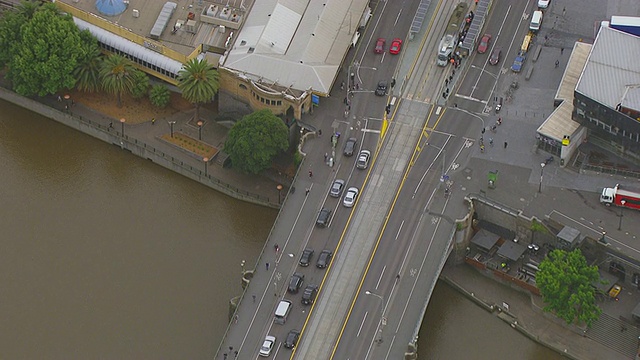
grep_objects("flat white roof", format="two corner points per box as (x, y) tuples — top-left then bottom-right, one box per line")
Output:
(222, 0), (369, 95)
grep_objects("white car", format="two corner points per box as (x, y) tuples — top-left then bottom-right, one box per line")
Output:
(356, 150), (371, 169)
(343, 187), (359, 207)
(259, 335), (276, 357)
(537, 0), (550, 8)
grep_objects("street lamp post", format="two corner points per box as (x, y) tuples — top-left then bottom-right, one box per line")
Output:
(365, 290), (385, 344)
(197, 120), (203, 140)
(538, 163), (546, 193)
(276, 184), (283, 204)
(203, 157), (209, 176)
(120, 118), (126, 137)
(619, 200), (626, 230)
(168, 121), (176, 138)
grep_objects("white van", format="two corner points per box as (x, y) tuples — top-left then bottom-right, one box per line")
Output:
(529, 11), (543, 32)
(274, 300), (292, 325)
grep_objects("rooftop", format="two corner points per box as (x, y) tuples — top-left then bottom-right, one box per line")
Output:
(576, 25), (640, 112)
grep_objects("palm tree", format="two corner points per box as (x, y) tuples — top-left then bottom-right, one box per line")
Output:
(177, 58), (219, 122)
(100, 54), (135, 107)
(74, 31), (103, 93)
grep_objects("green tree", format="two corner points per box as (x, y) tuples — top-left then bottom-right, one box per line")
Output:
(9, 3), (85, 96)
(0, 1), (38, 68)
(149, 84), (171, 108)
(177, 58), (219, 122)
(537, 249), (602, 327)
(73, 30), (103, 93)
(224, 109), (289, 174)
(100, 54), (135, 108)
(130, 69), (150, 99)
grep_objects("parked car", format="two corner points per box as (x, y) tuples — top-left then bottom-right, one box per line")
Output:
(301, 284), (319, 305)
(316, 208), (332, 228)
(343, 187), (359, 208)
(329, 179), (345, 197)
(356, 150), (371, 169)
(316, 250), (333, 269)
(288, 272), (305, 293)
(477, 34), (491, 54)
(259, 335), (276, 357)
(299, 248), (314, 267)
(344, 137), (357, 156)
(537, 0), (550, 8)
(375, 81), (388, 96)
(511, 51), (526, 72)
(374, 38), (385, 54)
(489, 47), (502, 65)
(389, 38), (402, 54)
(284, 329), (300, 349)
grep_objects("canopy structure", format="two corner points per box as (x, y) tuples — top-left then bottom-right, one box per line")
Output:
(470, 229), (500, 251)
(497, 241), (527, 262)
(95, 0), (127, 17)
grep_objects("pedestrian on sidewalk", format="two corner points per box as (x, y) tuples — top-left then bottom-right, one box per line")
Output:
(560, 47), (564, 55)
(151, 117), (155, 125)
(234, 314), (238, 324)
(504, 141), (508, 149)
(555, 60), (559, 68)
(109, 122), (113, 128)
(308, 169), (313, 178)
(266, 262), (270, 271)
(234, 350), (238, 358)
(252, 294), (256, 303)
(305, 188), (310, 196)
(223, 354), (227, 360)
(324, 153), (328, 162)
(57, 95), (62, 102)
(318, 129), (322, 136)
(274, 244), (279, 253)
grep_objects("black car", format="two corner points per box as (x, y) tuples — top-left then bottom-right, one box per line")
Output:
(375, 80), (387, 96)
(301, 285), (319, 305)
(343, 137), (357, 157)
(299, 249), (314, 267)
(288, 272), (305, 293)
(316, 250), (333, 269)
(316, 208), (332, 228)
(284, 329), (300, 349)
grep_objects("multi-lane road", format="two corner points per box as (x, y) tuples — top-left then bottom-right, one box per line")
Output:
(221, 0), (541, 359)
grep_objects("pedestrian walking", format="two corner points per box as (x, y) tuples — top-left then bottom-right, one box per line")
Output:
(555, 60), (559, 68)
(489, 138), (494, 147)
(234, 350), (238, 358)
(151, 117), (155, 125)
(481, 128), (485, 134)
(266, 262), (270, 271)
(234, 315), (238, 324)
(318, 129), (322, 136)
(274, 244), (279, 253)
(109, 122), (113, 128)
(560, 47), (564, 55)
(504, 141), (508, 149)
(57, 95), (62, 102)
(252, 294), (256, 302)
(308, 170), (313, 178)
(445, 79), (449, 86)
(71, 100), (75, 106)
(223, 354), (227, 360)
(305, 188), (310, 196)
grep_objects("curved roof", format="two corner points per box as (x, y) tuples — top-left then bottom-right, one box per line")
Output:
(95, 0), (126, 17)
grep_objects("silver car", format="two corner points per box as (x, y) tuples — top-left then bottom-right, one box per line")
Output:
(356, 150), (371, 169)
(329, 179), (345, 197)
(259, 335), (276, 357)
(343, 187), (359, 207)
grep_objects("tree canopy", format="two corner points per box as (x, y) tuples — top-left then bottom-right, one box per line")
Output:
(177, 58), (219, 122)
(100, 54), (136, 107)
(537, 249), (602, 327)
(224, 110), (289, 174)
(7, 3), (86, 96)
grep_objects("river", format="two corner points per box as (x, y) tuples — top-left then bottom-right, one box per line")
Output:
(0, 99), (563, 359)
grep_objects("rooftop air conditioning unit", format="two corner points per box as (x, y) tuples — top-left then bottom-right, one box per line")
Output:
(219, 25), (226, 33)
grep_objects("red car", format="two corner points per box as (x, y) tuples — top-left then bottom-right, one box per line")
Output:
(477, 34), (492, 54)
(374, 38), (385, 54)
(389, 38), (402, 54)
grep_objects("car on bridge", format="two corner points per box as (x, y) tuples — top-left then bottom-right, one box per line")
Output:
(284, 329), (300, 349)
(288, 273), (305, 293)
(344, 137), (357, 156)
(374, 38), (385, 54)
(299, 249), (314, 267)
(389, 38), (402, 54)
(301, 284), (318, 305)
(356, 150), (371, 169)
(343, 187), (359, 208)
(316, 208), (332, 227)
(316, 250), (333, 269)
(329, 179), (345, 197)
(259, 335), (276, 357)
